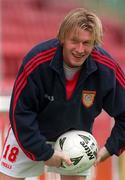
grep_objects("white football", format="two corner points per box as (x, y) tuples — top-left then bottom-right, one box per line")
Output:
(54, 130), (98, 174)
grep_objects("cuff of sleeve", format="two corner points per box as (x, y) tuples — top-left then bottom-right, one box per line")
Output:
(42, 144), (55, 161)
(105, 142), (119, 156)
(105, 144), (114, 156)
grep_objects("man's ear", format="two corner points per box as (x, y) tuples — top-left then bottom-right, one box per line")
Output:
(60, 40), (64, 45)
(60, 37), (65, 45)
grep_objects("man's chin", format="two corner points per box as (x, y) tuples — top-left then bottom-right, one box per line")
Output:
(68, 62), (83, 68)
(73, 59), (86, 67)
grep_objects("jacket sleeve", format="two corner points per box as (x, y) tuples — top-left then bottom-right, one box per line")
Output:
(9, 64), (54, 161)
(102, 65), (125, 156)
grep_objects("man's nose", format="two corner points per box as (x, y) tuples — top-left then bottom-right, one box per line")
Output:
(76, 43), (85, 53)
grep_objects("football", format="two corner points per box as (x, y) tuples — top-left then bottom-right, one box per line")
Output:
(54, 130), (98, 174)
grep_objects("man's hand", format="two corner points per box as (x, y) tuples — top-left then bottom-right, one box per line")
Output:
(44, 150), (72, 167)
(95, 146), (111, 165)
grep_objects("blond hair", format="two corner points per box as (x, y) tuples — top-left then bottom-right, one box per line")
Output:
(57, 8), (103, 45)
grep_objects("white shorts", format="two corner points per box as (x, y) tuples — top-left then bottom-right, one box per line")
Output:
(0, 127), (91, 178)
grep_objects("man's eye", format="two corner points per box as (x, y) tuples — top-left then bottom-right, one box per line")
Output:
(84, 42), (89, 45)
(72, 39), (78, 43)
(83, 41), (93, 46)
(71, 39), (78, 43)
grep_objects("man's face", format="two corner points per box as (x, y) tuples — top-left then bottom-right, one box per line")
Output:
(62, 28), (95, 68)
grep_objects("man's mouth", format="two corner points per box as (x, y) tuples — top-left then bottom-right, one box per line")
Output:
(72, 53), (85, 59)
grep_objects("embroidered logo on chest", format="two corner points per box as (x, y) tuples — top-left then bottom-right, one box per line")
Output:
(44, 94), (54, 101)
(82, 90), (96, 108)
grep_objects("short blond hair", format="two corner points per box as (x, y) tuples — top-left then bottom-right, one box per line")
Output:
(57, 8), (103, 45)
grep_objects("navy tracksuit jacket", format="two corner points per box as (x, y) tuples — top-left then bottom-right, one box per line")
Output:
(10, 38), (125, 161)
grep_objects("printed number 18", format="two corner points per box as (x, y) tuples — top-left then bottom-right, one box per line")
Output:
(3, 144), (19, 163)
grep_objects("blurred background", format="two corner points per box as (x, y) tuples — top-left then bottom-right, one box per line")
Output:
(0, 0), (125, 179)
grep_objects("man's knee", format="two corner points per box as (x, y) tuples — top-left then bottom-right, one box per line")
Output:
(0, 172), (24, 180)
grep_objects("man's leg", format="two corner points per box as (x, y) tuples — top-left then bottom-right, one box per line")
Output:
(0, 172), (24, 180)
(61, 175), (87, 180)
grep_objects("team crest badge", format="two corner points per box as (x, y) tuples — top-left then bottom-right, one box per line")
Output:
(82, 90), (96, 108)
